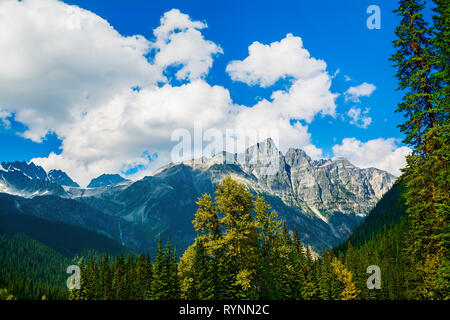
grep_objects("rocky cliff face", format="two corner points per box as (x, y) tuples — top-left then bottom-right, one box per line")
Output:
(0, 161), (67, 197)
(48, 169), (80, 187)
(177, 138), (394, 219)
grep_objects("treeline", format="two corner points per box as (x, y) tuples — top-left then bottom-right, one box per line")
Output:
(333, 182), (412, 299)
(0, 232), (127, 300)
(70, 238), (178, 300)
(336, 218), (411, 300)
(0, 196), (131, 300)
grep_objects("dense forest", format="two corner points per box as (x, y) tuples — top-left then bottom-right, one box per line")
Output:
(63, 178), (408, 300)
(0, 202), (131, 299)
(0, 0), (448, 300)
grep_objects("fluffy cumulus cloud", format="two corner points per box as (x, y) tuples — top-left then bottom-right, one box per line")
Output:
(31, 79), (236, 186)
(347, 107), (372, 129)
(226, 33), (326, 87)
(225, 33), (338, 158)
(332, 138), (412, 176)
(0, 0), (230, 186)
(229, 71), (336, 159)
(344, 82), (376, 102)
(0, 0), (404, 186)
(0, 0), (163, 142)
(152, 9), (223, 81)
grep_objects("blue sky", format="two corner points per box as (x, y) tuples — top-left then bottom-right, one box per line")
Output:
(0, 0), (419, 185)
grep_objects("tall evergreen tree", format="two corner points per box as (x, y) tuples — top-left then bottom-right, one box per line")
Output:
(254, 196), (281, 299)
(100, 254), (113, 300)
(430, 0), (450, 299)
(70, 258), (87, 300)
(215, 177), (259, 298)
(152, 235), (167, 299)
(191, 240), (215, 299)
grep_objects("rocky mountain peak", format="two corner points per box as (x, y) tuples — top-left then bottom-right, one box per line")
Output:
(1, 161), (48, 180)
(332, 157), (353, 166)
(246, 137), (279, 155)
(285, 148), (311, 167)
(48, 169), (80, 187)
(87, 174), (129, 188)
(0, 138), (399, 253)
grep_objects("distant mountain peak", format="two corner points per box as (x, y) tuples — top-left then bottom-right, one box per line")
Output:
(87, 174), (129, 188)
(48, 169), (80, 187)
(285, 148), (311, 167)
(247, 137), (279, 155)
(1, 160), (48, 180)
(0, 161), (67, 197)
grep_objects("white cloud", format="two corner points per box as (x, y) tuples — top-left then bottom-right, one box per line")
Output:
(33, 80), (235, 186)
(332, 137), (412, 176)
(347, 107), (372, 129)
(225, 34), (337, 153)
(224, 34), (338, 159)
(0, 109), (11, 128)
(344, 82), (376, 102)
(226, 33), (326, 87)
(0, 0), (164, 142)
(0, 1), (228, 186)
(1, 0), (392, 186)
(152, 9), (223, 81)
(344, 75), (351, 82)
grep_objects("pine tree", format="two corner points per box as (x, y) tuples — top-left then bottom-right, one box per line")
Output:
(191, 240), (215, 299)
(300, 245), (318, 300)
(100, 255), (113, 300)
(168, 246), (180, 299)
(178, 245), (195, 299)
(144, 251), (154, 298)
(84, 256), (96, 300)
(331, 257), (360, 300)
(318, 249), (334, 300)
(291, 227), (307, 300)
(254, 196), (281, 299)
(215, 177), (259, 298)
(152, 235), (166, 299)
(135, 253), (151, 300)
(391, 0), (436, 154)
(430, 0), (450, 299)
(112, 253), (126, 300)
(70, 258), (87, 300)
(193, 193), (221, 244)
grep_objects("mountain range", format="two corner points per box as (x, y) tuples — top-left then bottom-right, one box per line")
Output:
(0, 138), (396, 253)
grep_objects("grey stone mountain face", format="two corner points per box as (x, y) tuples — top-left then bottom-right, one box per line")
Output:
(0, 139), (396, 253)
(0, 161), (66, 197)
(185, 138), (394, 219)
(48, 169), (80, 187)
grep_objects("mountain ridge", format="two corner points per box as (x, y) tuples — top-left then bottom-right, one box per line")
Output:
(87, 173), (129, 188)
(0, 139), (396, 253)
